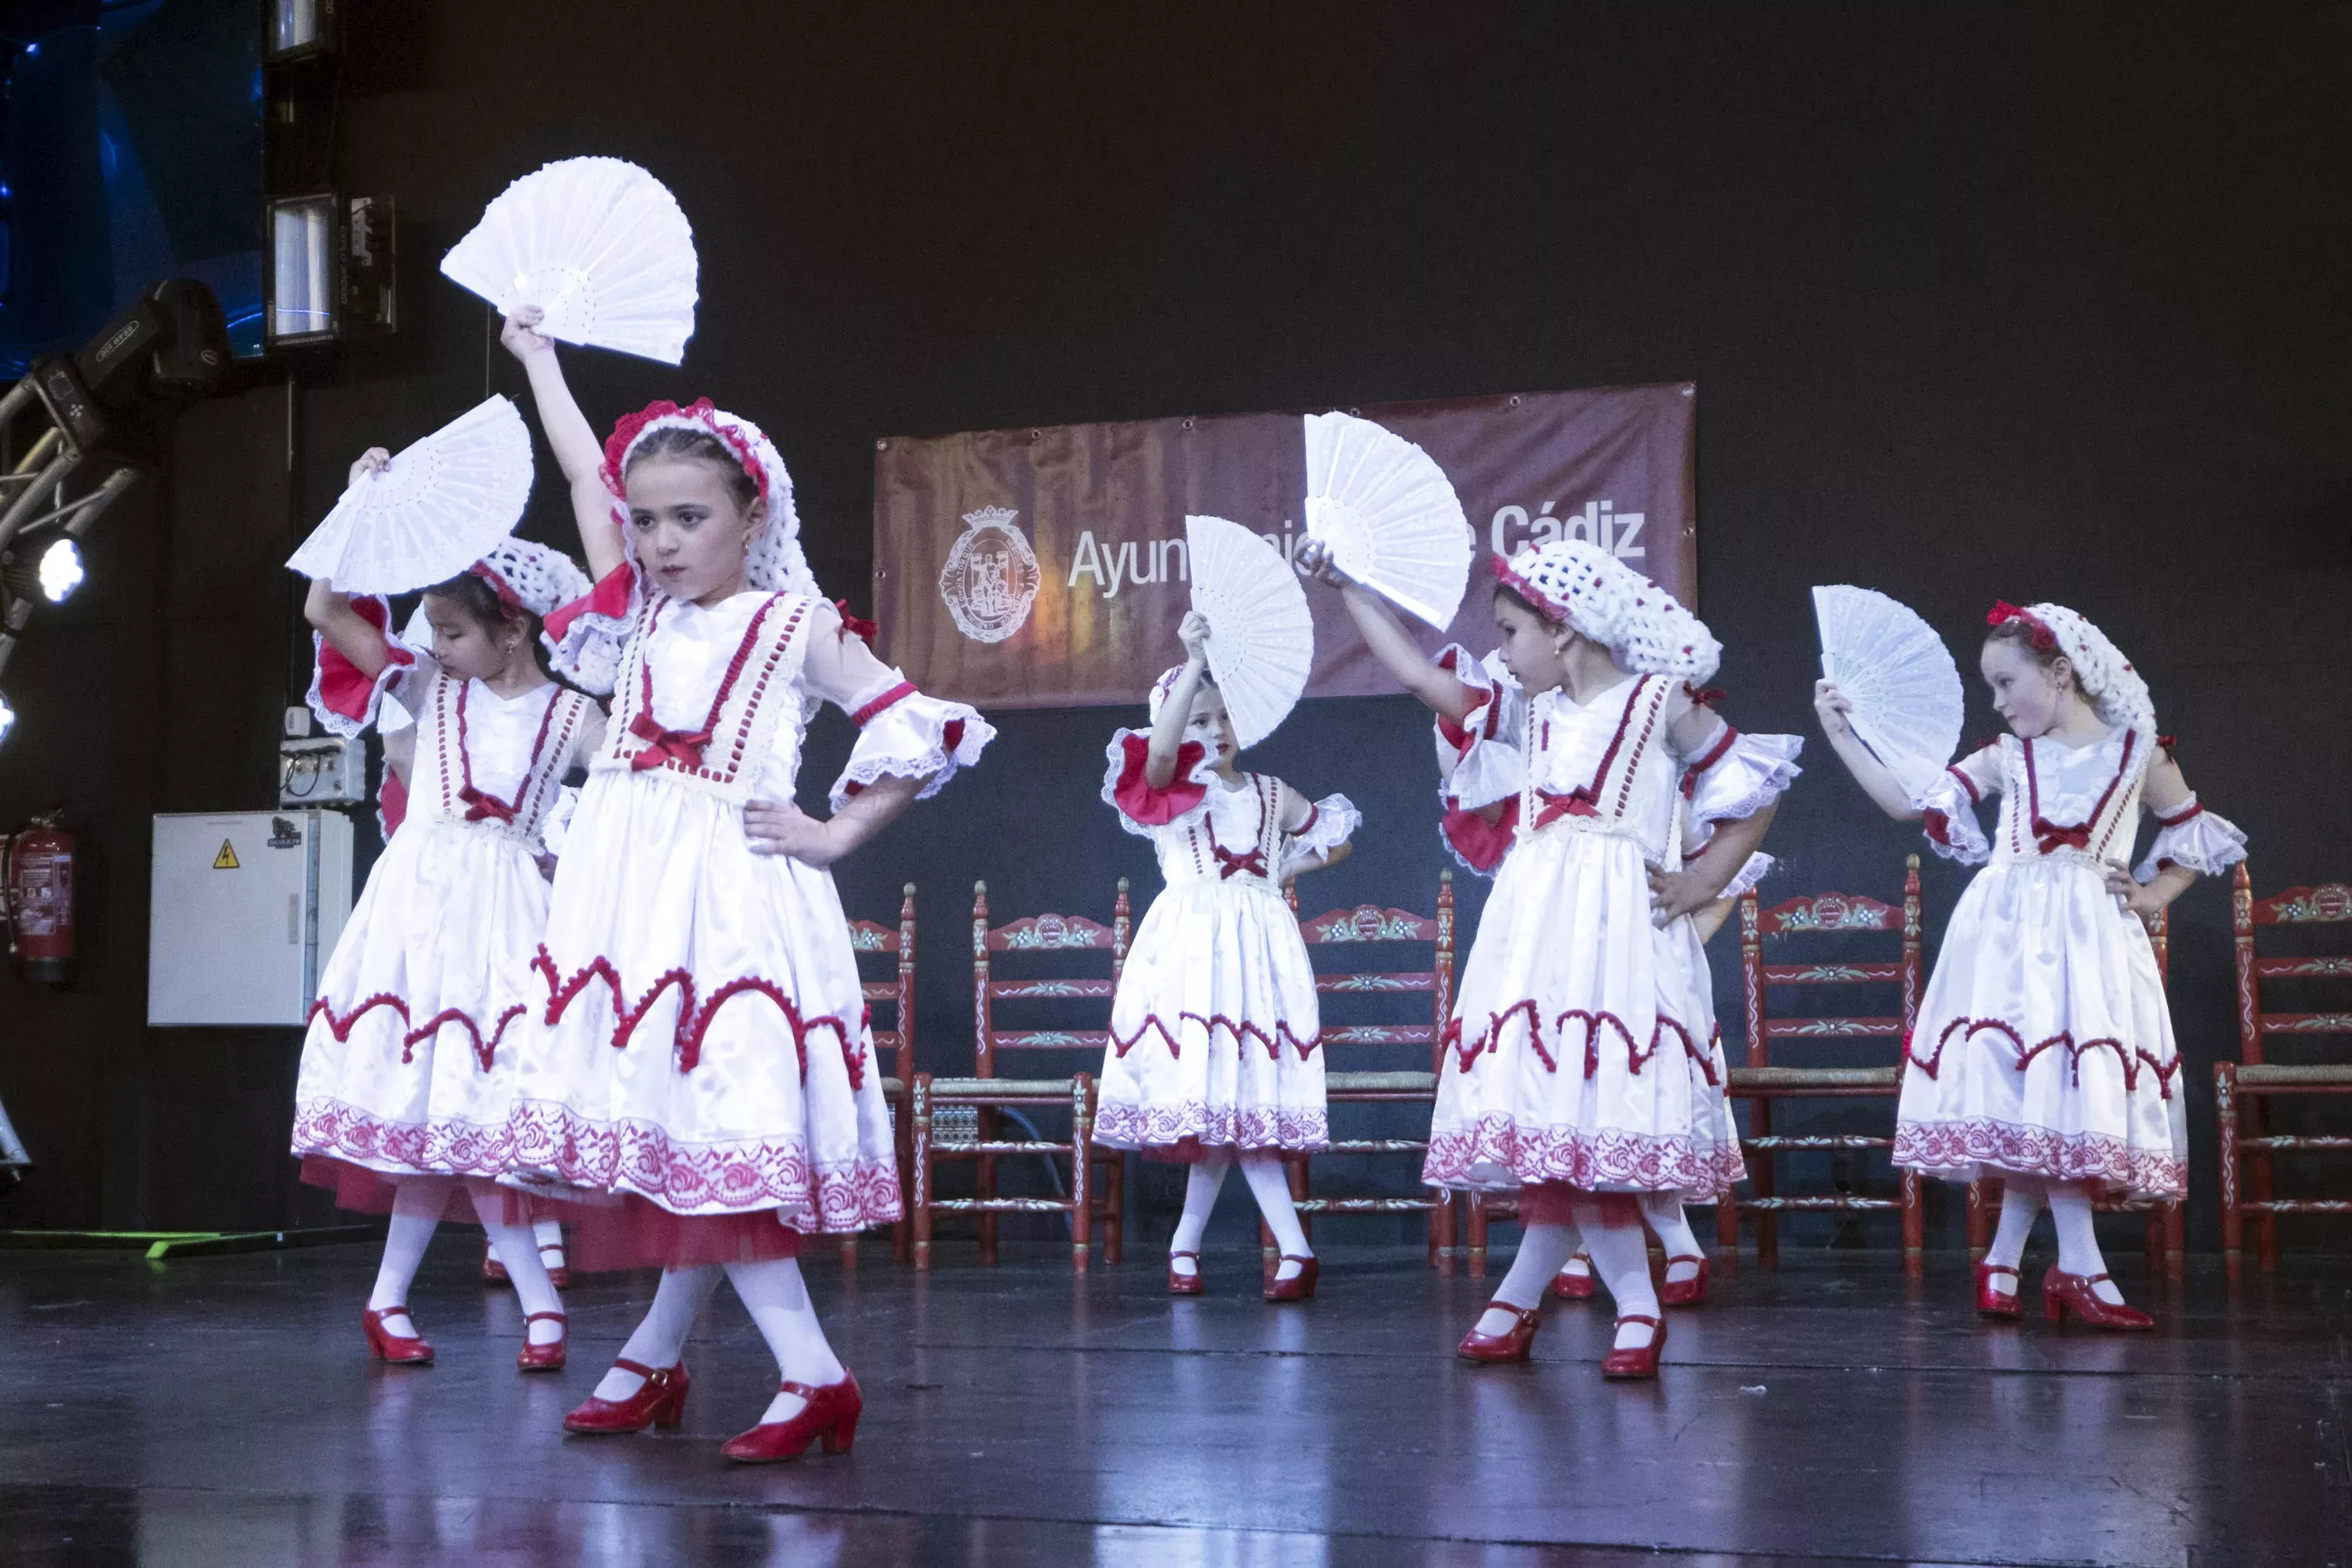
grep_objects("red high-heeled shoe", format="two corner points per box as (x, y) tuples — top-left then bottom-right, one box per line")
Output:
(1659, 1254), (1709, 1307)
(1975, 1262), (2023, 1319)
(1601, 1312), (1668, 1379)
(1457, 1302), (1541, 1363)
(720, 1371), (863, 1463)
(363, 1306), (434, 1365)
(2042, 1267), (2154, 1331)
(516, 1311), (567, 1372)
(1551, 1253), (1597, 1301)
(1168, 1250), (1204, 1296)
(1263, 1254), (1318, 1302)
(562, 1359), (690, 1433)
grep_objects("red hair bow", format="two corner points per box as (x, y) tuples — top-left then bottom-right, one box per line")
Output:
(1986, 601), (2057, 652)
(834, 601), (879, 645)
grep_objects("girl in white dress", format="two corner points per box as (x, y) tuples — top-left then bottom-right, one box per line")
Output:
(1817, 600), (2244, 1329)
(294, 470), (604, 1373)
(1095, 613), (1360, 1299)
(499, 308), (991, 1462)
(1308, 538), (1797, 1377)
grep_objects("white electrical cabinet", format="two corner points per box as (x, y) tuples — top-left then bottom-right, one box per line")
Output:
(149, 809), (354, 1026)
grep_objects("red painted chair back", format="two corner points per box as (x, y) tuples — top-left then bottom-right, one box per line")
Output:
(972, 879), (1131, 1077)
(2233, 868), (2352, 1066)
(1738, 863), (1922, 1062)
(846, 883), (918, 1087)
(1288, 871), (1457, 1069)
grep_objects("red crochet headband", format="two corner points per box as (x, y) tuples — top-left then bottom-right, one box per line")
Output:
(466, 562), (525, 616)
(598, 397), (770, 503)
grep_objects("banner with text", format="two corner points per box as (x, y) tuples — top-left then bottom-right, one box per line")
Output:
(873, 382), (1696, 709)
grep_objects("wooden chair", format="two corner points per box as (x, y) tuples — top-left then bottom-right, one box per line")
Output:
(1721, 858), (1926, 1276)
(1966, 906), (2181, 1278)
(909, 879), (1129, 1271)
(1283, 872), (1459, 1273)
(838, 884), (917, 1269)
(2216, 865), (2352, 1278)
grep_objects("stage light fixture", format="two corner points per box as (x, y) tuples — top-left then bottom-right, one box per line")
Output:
(37, 538), (80, 603)
(264, 194), (396, 350)
(267, 0), (338, 61)
(0, 688), (14, 748)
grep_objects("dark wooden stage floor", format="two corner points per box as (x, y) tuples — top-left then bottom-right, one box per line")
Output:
(2, 1239), (2346, 1566)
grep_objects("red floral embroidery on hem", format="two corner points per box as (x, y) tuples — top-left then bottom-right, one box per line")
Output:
(291, 1099), (518, 1176)
(533, 946), (866, 1084)
(1093, 1101), (1330, 1152)
(1424, 1114), (1746, 1198)
(1111, 1011), (1321, 1062)
(503, 1100), (902, 1230)
(1893, 1118), (2184, 1197)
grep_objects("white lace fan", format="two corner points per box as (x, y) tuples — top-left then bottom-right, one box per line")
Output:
(1301, 411), (1472, 629)
(440, 157), (698, 364)
(286, 397), (533, 593)
(1813, 584), (1965, 801)
(1186, 515), (1314, 749)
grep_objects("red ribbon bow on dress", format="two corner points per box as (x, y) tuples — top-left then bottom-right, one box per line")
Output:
(456, 786), (519, 825)
(833, 600), (879, 645)
(2031, 816), (2094, 855)
(629, 709), (713, 772)
(1532, 787), (1602, 830)
(1212, 844), (1269, 880)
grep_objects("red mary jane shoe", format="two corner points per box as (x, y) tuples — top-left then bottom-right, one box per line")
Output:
(1168, 1251), (1205, 1296)
(363, 1306), (434, 1366)
(2042, 1267), (2154, 1332)
(1975, 1262), (2023, 1320)
(563, 1359), (689, 1433)
(720, 1371), (863, 1463)
(1263, 1254), (1318, 1302)
(1551, 1253), (1597, 1301)
(1601, 1312), (1668, 1380)
(516, 1311), (567, 1372)
(1457, 1303), (1541, 1364)
(1658, 1254), (1710, 1307)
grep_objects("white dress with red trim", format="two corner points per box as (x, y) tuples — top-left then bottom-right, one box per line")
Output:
(507, 567), (991, 1264)
(1896, 732), (2242, 1198)
(1093, 735), (1359, 1158)
(1421, 651), (1798, 1199)
(292, 642), (601, 1216)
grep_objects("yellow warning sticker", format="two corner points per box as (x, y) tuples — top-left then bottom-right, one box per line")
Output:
(212, 840), (240, 870)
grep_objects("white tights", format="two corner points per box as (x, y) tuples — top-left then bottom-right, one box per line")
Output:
(1554, 1195), (1703, 1286)
(1168, 1150), (1312, 1282)
(1983, 1175), (2126, 1304)
(1482, 1199), (1663, 1351)
(594, 1258), (847, 1424)
(368, 1176), (564, 1345)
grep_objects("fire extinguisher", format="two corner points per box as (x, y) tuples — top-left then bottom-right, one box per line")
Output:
(2, 807), (74, 986)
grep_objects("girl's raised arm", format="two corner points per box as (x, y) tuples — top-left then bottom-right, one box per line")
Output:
(1813, 679), (1918, 821)
(1146, 613), (1215, 790)
(1297, 542), (1478, 723)
(502, 308), (625, 581)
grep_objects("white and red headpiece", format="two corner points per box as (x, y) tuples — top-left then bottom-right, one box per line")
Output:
(466, 537), (592, 619)
(1148, 664), (1191, 721)
(1986, 600), (2156, 733)
(599, 397), (821, 599)
(1493, 539), (1721, 684)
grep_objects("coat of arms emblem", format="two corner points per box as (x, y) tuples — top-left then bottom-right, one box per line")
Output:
(937, 505), (1041, 644)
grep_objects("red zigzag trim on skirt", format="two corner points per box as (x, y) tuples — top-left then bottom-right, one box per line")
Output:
(308, 994), (528, 1072)
(1906, 1015), (2181, 1098)
(1111, 1011), (1320, 1062)
(533, 945), (867, 1083)
(1441, 1000), (1716, 1083)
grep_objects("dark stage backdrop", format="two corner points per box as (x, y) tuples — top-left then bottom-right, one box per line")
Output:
(2, 5), (2346, 1254)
